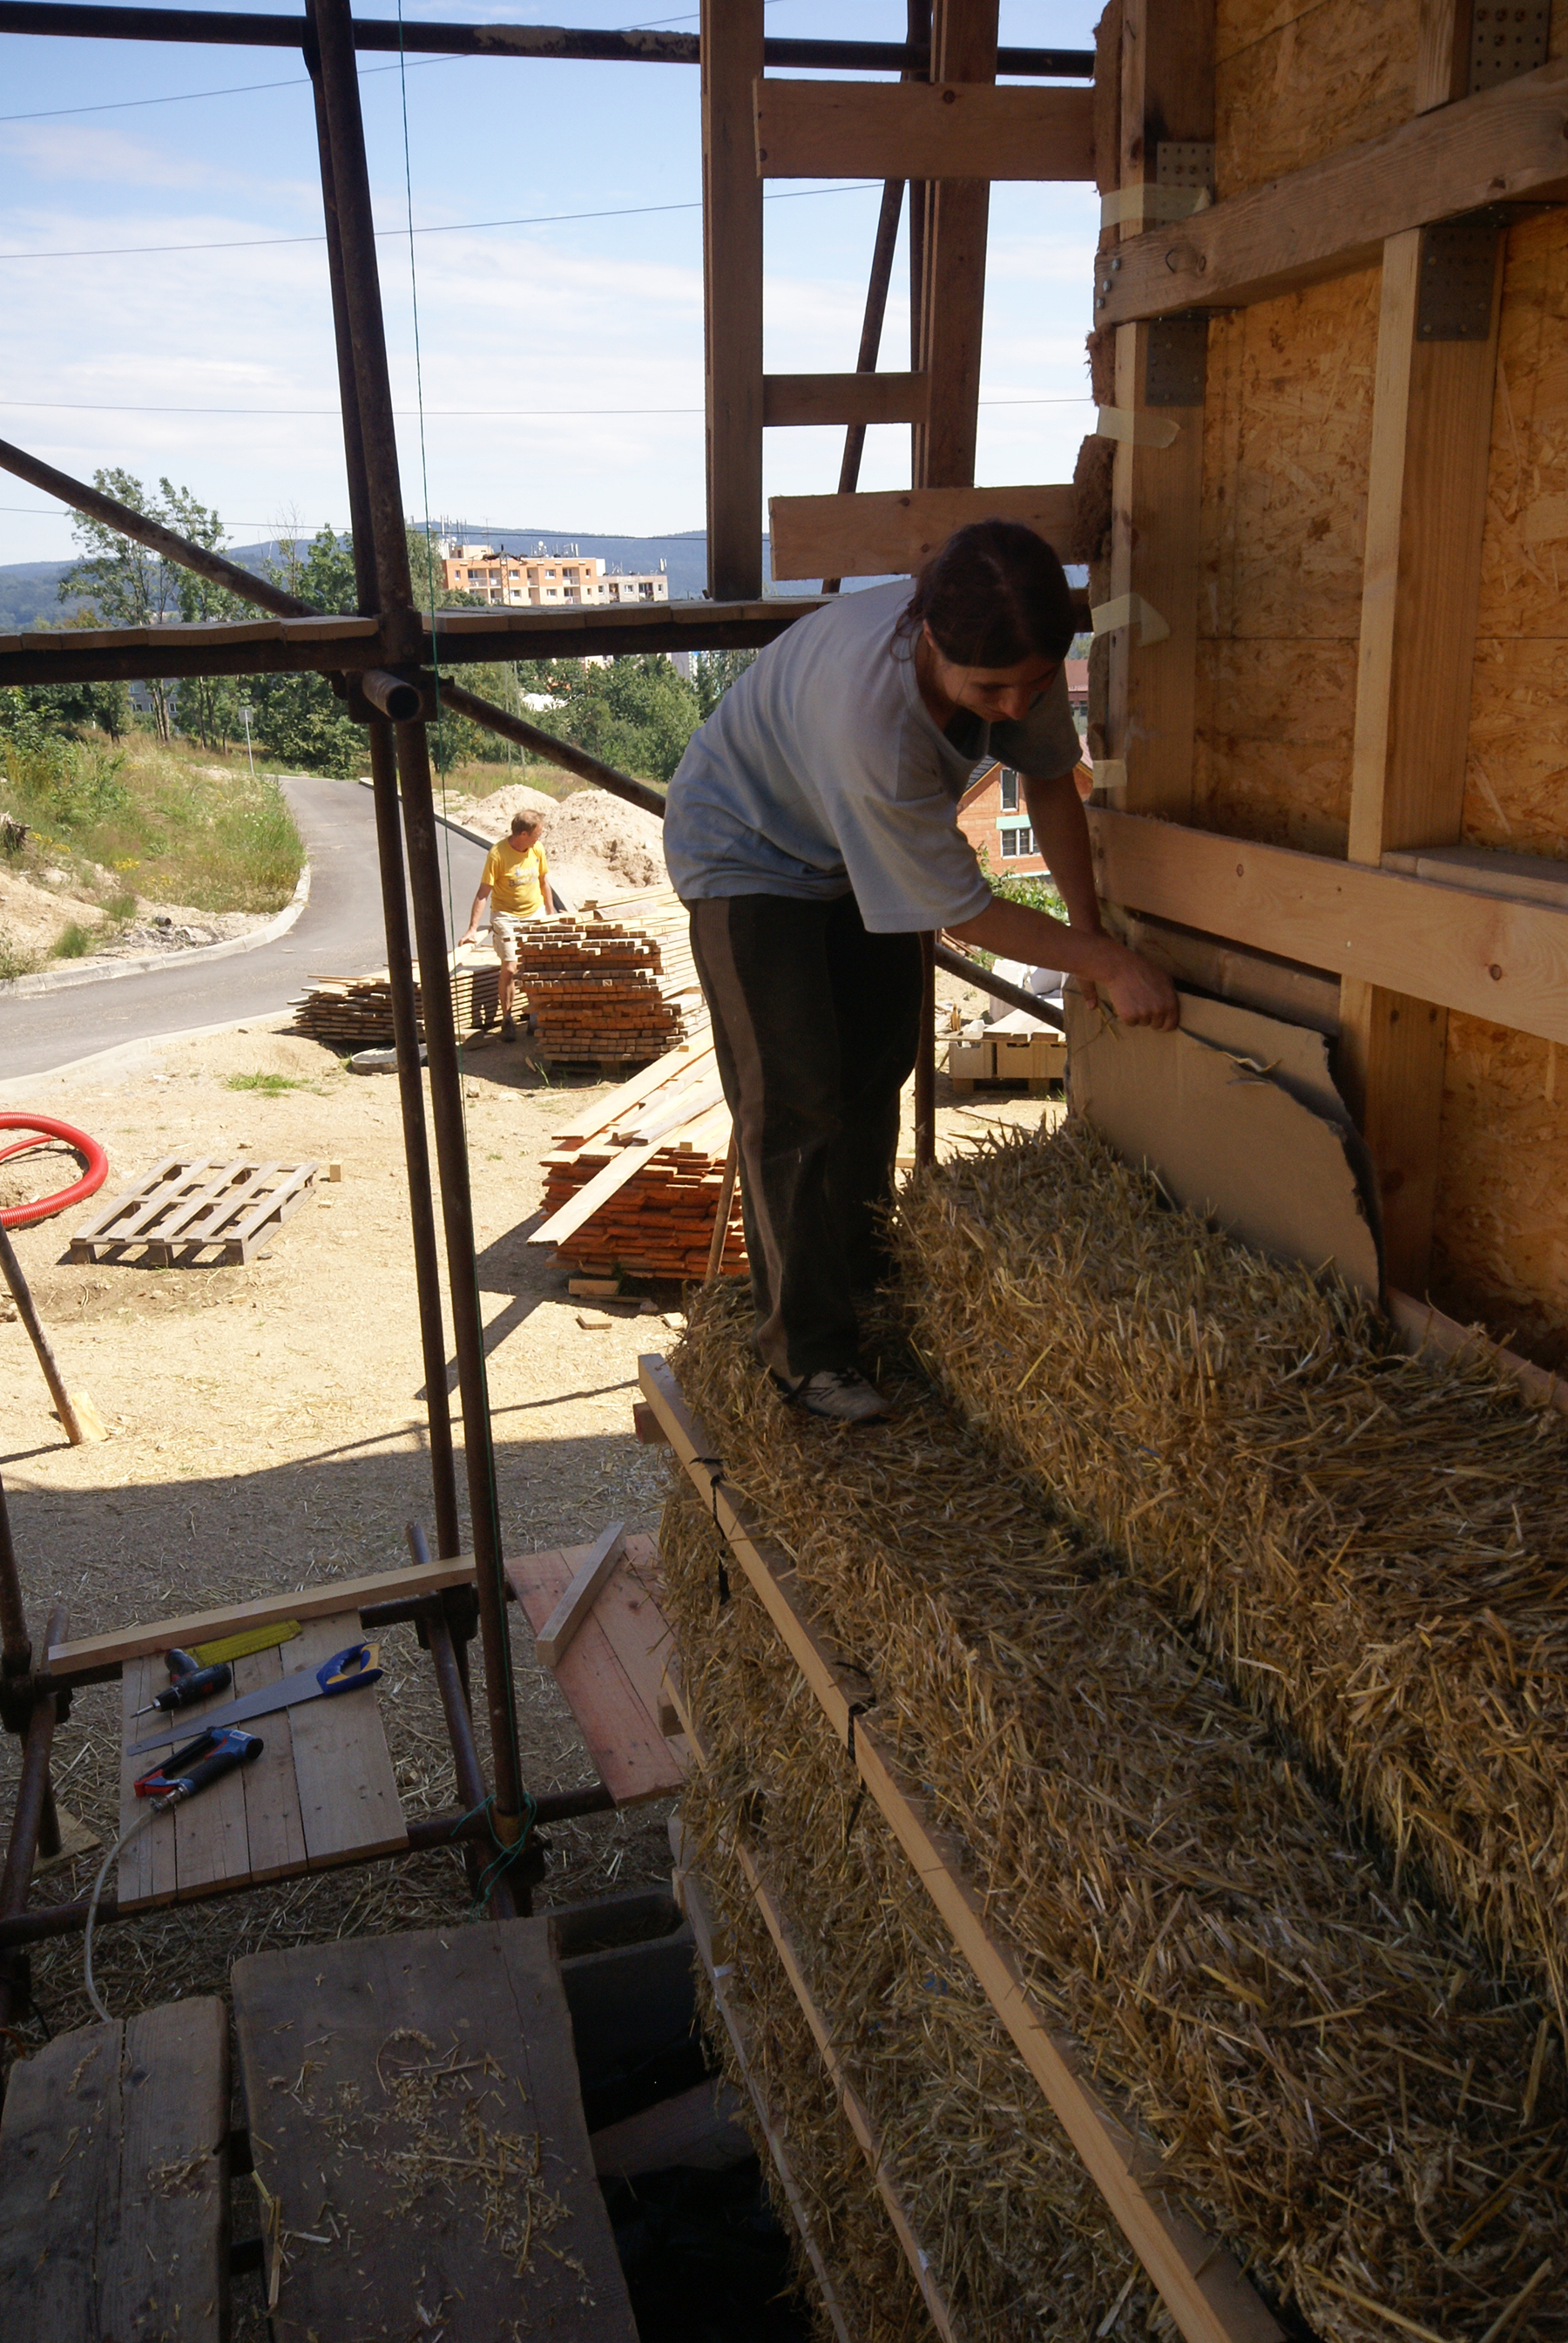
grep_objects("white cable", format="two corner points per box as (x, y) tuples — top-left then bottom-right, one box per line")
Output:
(84, 1800), (167, 2024)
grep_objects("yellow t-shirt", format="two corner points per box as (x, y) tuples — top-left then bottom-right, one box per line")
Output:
(483, 837), (549, 918)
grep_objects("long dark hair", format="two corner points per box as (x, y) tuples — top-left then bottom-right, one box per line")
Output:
(894, 519), (1075, 668)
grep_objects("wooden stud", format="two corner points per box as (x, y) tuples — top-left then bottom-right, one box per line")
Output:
(1085, 809), (1568, 1050)
(753, 77), (1095, 182)
(701, 0), (765, 601)
(915, 1), (998, 489)
(1104, 0), (1213, 821)
(1094, 52), (1568, 327)
(769, 481), (1081, 585)
(762, 370), (929, 429)
(640, 1354), (1283, 2343)
(1340, 3), (1507, 1294)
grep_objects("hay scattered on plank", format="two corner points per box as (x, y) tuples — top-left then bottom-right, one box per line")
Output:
(895, 1118), (1568, 2022)
(664, 1287), (1568, 2341)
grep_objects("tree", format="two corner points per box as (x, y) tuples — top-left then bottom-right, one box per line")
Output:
(527, 654), (700, 785)
(247, 524), (362, 775)
(693, 647), (756, 722)
(163, 484), (247, 750)
(57, 470), (192, 741)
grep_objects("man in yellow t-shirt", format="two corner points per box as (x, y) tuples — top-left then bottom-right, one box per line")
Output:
(459, 809), (558, 1040)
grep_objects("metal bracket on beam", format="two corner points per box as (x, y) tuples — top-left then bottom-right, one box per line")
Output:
(1468, 1), (1549, 91)
(1155, 139), (1214, 196)
(1416, 212), (1504, 342)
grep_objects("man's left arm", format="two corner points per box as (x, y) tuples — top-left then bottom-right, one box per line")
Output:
(1023, 769), (1101, 937)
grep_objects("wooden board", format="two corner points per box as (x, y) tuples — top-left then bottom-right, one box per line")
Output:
(51, 1550), (477, 1679)
(1097, 53), (1568, 324)
(0, 2000), (227, 2342)
(702, 0), (765, 602)
(535, 1521), (626, 1667)
(914, 2), (997, 492)
(768, 481), (1080, 583)
(232, 1921), (638, 2342)
(763, 370), (929, 428)
(505, 1534), (685, 1805)
(754, 77), (1096, 181)
(641, 1354), (1284, 2343)
(1088, 807), (1568, 1048)
(117, 1610), (405, 1911)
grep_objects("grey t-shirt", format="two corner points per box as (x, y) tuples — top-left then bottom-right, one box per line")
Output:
(664, 580), (1081, 934)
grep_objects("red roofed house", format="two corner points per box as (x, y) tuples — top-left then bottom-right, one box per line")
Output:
(956, 660), (1090, 878)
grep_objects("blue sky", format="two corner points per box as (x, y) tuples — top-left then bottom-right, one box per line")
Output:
(0, 2), (1099, 568)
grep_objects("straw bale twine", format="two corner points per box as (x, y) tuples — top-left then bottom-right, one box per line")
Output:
(662, 1287), (1568, 2340)
(894, 1120), (1568, 2024)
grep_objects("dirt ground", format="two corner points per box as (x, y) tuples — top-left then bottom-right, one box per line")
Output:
(0, 996), (1050, 2163)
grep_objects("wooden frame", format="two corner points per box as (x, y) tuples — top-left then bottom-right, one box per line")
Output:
(701, 0), (766, 600)
(768, 482), (1083, 583)
(640, 1353), (1284, 2343)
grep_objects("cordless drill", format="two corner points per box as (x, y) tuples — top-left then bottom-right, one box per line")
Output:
(132, 1647), (233, 1718)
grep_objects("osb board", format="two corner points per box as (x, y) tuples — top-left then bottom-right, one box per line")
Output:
(1215, 0), (1418, 195)
(1193, 638), (1357, 853)
(1463, 212), (1568, 854)
(1433, 1013), (1568, 1371)
(1193, 272), (1377, 849)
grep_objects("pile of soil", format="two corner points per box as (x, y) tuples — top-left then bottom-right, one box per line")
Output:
(0, 866), (105, 960)
(451, 779), (669, 906)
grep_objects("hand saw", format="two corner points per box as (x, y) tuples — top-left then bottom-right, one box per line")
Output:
(131, 1641), (382, 1756)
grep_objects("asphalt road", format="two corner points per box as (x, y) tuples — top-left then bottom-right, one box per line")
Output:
(2, 776), (489, 1082)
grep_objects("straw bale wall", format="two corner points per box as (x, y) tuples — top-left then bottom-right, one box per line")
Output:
(896, 1119), (1568, 2013)
(662, 1291), (1568, 2341)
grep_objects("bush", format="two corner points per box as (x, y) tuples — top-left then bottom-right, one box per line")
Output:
(52, 922), (93, 958)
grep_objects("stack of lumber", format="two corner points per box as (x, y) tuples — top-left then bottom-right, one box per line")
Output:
(533, 1043), (745, 1282)
(658, 1289), (1568, 2342)
(290, 950), (499, 1048)
(517, 886), (704, 1067)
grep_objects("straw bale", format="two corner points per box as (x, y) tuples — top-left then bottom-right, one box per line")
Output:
(668, 1484), (1172, 2342)
(896, 1118), (1568, 2019)
(663, 1285), (1568, 2340)
(1432, 1013), (1568, 1374)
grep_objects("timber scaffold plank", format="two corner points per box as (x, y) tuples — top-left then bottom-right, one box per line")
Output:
(639, 1351), (1284, 2343)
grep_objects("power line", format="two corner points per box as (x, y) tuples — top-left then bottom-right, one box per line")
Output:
(0, 178), (880, 265)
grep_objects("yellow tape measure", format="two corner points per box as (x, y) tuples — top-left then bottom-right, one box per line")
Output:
(190, 1620), (302, 1669)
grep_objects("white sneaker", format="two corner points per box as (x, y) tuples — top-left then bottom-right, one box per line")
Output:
(785, 1368), (892, 1425)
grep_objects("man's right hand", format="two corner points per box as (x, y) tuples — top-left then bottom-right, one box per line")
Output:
(1080, 938), (1179, 1030)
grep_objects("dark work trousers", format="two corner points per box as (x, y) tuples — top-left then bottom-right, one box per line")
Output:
(688, 893), (923, 1383)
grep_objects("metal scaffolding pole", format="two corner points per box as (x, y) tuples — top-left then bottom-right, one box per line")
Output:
(306, 0), (524, 1839)
(307, 44), (461, 1564)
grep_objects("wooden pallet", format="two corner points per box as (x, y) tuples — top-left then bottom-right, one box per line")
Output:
(117, 1611), (406, 1911)
(68, 1155), (320, 1266)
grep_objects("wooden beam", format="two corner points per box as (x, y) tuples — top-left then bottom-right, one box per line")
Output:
(640, 1353), (1284, 2343)
(915, 3), (998, 487)
(532, 1523), (626, 1669)
(1094, 51), (1568, 324)
(702, 0), (764, 600)
(1103, 0), (1213, 817)
(1338, 3), (1507, 1294)
(48, 1554), (477, 1679)
(753, 76), (1095, 182)
(768, 481), (1081, 582)
(1087, 809), (1568, 1048)
(668, 1673), (959, 2342)
(762, 370), (929, 428)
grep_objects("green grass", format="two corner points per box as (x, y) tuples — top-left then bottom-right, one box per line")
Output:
(226, 1073), (307, 1095)
(0, 928), (39, 982)
(0, 735), (304, 915)
(51, 921), (93, 959)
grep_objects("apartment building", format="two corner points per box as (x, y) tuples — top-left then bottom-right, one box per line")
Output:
(436, 543), (669, 608)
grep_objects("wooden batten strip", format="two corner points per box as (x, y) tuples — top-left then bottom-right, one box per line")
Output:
(1088, 809), (1568, 1051)
(768, 483), (1081, 584)
(1095, 53), (1568, 324)
(639, 1354), (1283, 2343)
(754, 78), (1096, 182)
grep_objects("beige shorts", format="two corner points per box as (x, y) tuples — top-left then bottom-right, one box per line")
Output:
(490, 911), (524, 969)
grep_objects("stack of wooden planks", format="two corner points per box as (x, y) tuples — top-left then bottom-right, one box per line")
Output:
(289, 951), (500, 1049)
(518, 887), (705, 1068)
(533, 1042), (745, 1282)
